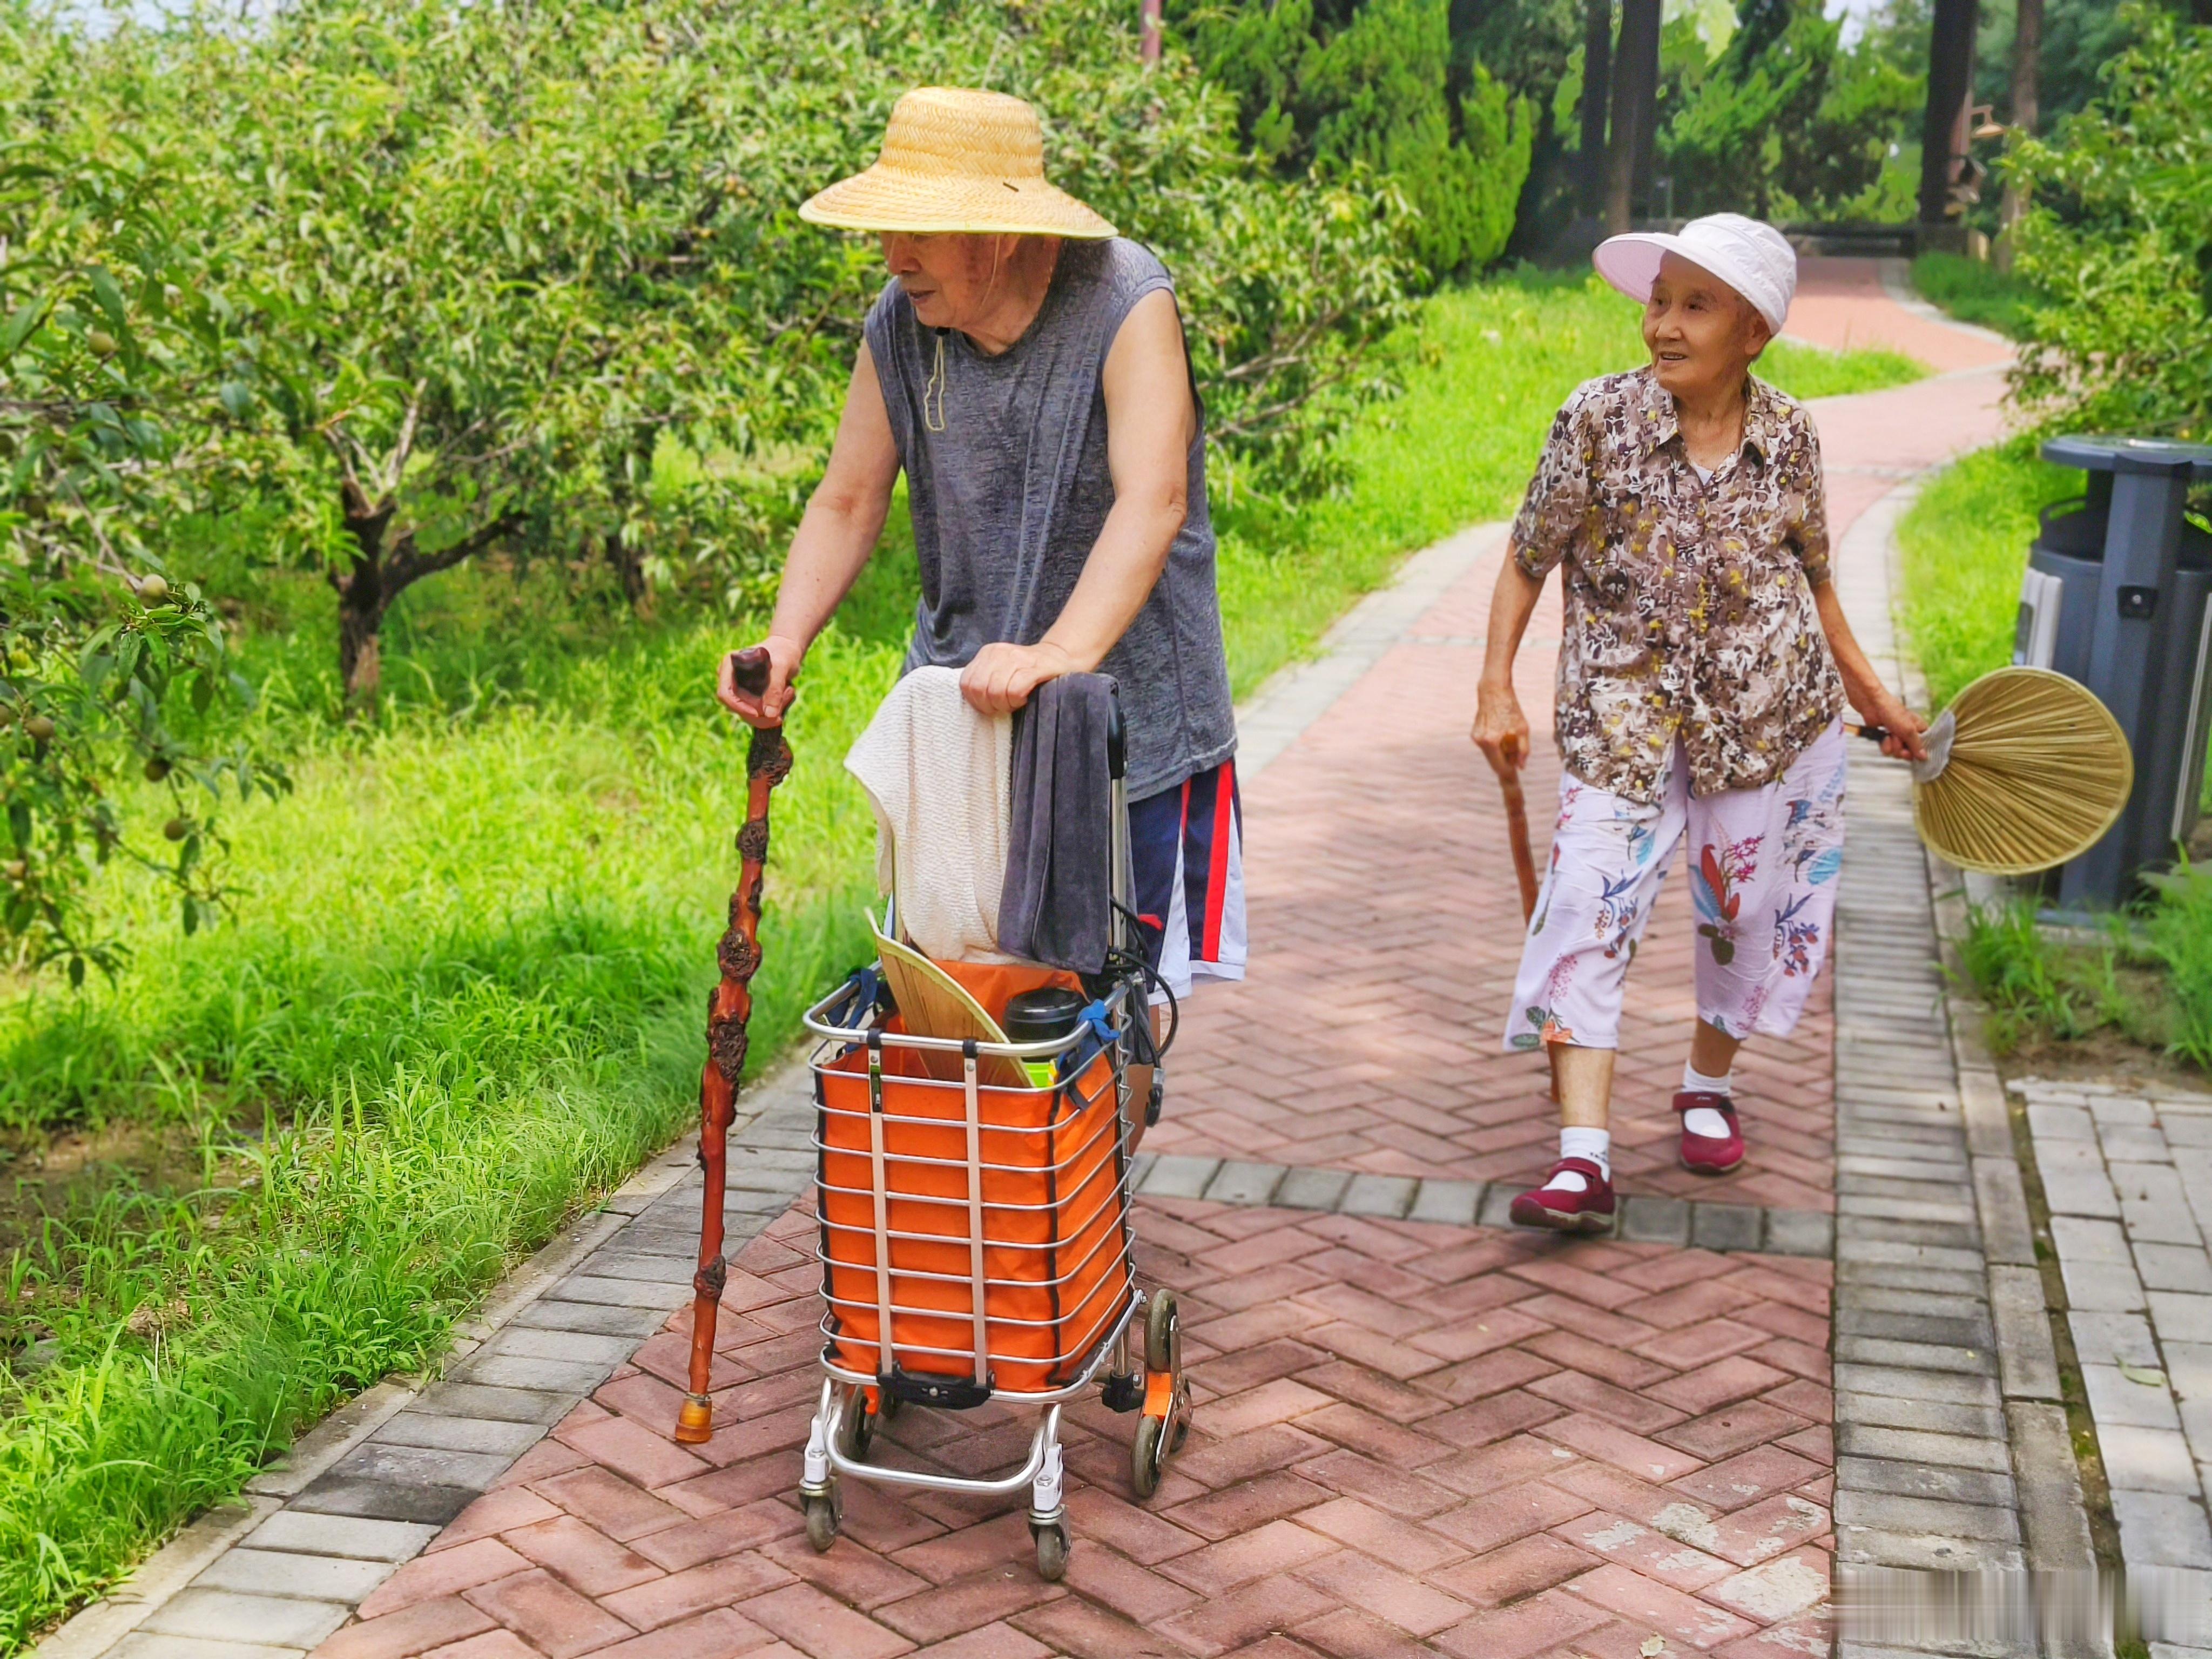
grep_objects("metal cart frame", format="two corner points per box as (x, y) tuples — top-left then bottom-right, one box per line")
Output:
(792, 717), (1187, 1581)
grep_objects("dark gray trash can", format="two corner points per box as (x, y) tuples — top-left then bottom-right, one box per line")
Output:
(2014, 435), (2212, 907)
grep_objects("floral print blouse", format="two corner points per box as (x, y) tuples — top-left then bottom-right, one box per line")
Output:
(1512, 368), (1845, 805)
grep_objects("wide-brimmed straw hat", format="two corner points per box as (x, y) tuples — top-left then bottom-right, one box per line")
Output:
(799, 87), (1117, 240)
(1593, 212), (1797, 333)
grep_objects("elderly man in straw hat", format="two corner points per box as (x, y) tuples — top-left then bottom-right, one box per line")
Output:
(1471, 213), (1928, 1232)
(718, 89), (1244, 1058)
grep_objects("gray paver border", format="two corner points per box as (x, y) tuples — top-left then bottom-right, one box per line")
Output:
(1827, 475), (2106, 1658)
(1127, 1149), (1837, 1256)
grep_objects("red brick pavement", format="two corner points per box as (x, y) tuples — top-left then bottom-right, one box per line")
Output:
(322, 1204), (1836, 1659)
(1144, 529), (1839, 1212)
(313, 265), (2010, 1659)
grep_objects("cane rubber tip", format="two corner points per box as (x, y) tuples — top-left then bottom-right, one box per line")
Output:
(673, 1396), (714, 1444)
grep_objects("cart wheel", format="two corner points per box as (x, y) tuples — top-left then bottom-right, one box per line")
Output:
(1033, 1520), (1070, 1582)
(1131, 1412), (1166, 1499)
(1145, 1290), (1181, 1374)
(804, 1490), (841, 1554)
(874, 1385), (901, 1424)
(834, 1385), (874, 1462)
(1168, 1393), (1191, 1453)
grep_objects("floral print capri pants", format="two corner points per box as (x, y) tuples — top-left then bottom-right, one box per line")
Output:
(1503, 720), (1847, 1053)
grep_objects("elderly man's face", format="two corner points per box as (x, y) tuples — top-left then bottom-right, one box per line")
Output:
(1642, 252), (1772, 400)
(881, 232), (1050, 332)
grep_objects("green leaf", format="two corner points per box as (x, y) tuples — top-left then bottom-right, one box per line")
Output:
(88, 268), (129, 332)
(1, 294), (46, 357)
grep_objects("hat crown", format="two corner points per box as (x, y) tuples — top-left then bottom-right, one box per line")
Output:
(878, 87), (1047, 183)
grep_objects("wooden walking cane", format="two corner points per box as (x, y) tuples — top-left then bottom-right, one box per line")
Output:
(1494, 733), (1541, 924)
(1491, 732), (1560, 1103)
(676, 647), (792, 1446)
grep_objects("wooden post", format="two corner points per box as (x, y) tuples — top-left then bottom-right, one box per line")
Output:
(1579, 0), (1613, 220)
(1918, 0), (1978, 227)
(1603, 0), (1660, 233)
(1142, 0), (1161, 64)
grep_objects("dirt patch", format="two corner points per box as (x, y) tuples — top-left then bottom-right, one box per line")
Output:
(0, 1118), (222, 1256)
(1991, 1028), (2205, 1092)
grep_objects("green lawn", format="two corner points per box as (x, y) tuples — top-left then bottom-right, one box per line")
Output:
(1910, 252), (2046, 341)
(0, 272), (1927, 1648)
(1894, 439), (2080, 708)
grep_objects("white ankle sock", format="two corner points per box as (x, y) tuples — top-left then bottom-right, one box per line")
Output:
(1546, 1128), (1611, 1192)
(1682, 1062), (1735, 1138)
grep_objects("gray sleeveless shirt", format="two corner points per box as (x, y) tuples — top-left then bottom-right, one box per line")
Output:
(865, 238), (1236, 800)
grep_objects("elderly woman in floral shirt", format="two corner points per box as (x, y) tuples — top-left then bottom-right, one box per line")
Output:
(1472, 214), (1927, 1232)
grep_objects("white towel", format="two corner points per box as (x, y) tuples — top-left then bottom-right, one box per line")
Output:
(844, 666), (1015, 963)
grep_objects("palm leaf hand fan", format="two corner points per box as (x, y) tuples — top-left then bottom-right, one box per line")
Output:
(868, 916), (1030, 1088)
(1857, 666), (2133, 876)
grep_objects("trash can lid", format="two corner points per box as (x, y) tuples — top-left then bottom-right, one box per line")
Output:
(2042, 434), (2212, 480)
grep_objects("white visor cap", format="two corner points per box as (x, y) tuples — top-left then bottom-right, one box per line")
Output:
(1593, 213), (1797, 334)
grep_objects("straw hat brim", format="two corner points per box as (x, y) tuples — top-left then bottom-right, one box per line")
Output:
(800, 166), (1116, 239)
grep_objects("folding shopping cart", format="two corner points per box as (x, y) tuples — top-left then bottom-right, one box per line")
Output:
(793, 714), (1188, 1582)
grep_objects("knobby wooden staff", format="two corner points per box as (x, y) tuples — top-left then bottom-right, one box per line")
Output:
(676, 646), (792, 1446)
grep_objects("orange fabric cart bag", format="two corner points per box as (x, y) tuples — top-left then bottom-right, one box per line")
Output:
(815, 961), (1136, 1398)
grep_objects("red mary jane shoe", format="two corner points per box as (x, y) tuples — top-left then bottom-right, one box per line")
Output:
(1674, 1089), (1745, 1174)
(1508, 1157), (1616, 1233)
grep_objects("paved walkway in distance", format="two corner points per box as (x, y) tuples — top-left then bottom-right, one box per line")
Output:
(104, 262), (2047, 1659)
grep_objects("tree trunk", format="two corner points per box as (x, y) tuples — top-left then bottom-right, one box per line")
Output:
(1604, 0), (1660, 233)
(1579, 0), (1613, 220)
(1919, 0), (1978, 225)
(334, 490), (395, 709)
(329, 486), (518, 711)
(1996, 0), (2042, 267)
(1631, 13), (1661, 219)
(605, 532), (650, 614)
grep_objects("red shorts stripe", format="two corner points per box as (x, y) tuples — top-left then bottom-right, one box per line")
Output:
(1202, 762), (1235, 961)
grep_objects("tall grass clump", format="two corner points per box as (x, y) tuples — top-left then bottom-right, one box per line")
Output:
(1959, 899), (2132, 1051)
(1910, 252), (2045, 340)
(1897, 441), (2082, 708)
(2146, 864), (2212, 1069)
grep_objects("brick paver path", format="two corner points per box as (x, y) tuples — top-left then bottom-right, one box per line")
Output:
(314, 264), (2011, 1659)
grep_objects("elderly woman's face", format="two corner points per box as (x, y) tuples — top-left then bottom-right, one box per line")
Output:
(1642, 252), (1771, 399)
(881, 232), (1035, 331)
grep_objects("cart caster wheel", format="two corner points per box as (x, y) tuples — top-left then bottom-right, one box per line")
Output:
(1131, 1412), (1166, 1499)
(803, 1491), (841, 1554)
(874, 1386), (901, 1424)
(1145, 1290), (1181, 1373)
(834, 1386), (874, 1462)
(1033, 1521), (1070, 1582)
(1168, 1404), (1191, 1454)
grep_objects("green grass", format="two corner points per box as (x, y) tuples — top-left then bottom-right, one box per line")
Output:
(0, 270), (1935, 1648)
(1959, 875), (2212, 1070)
(1896, 439), (2082, 708)
(1911, 251), (2047, 340)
